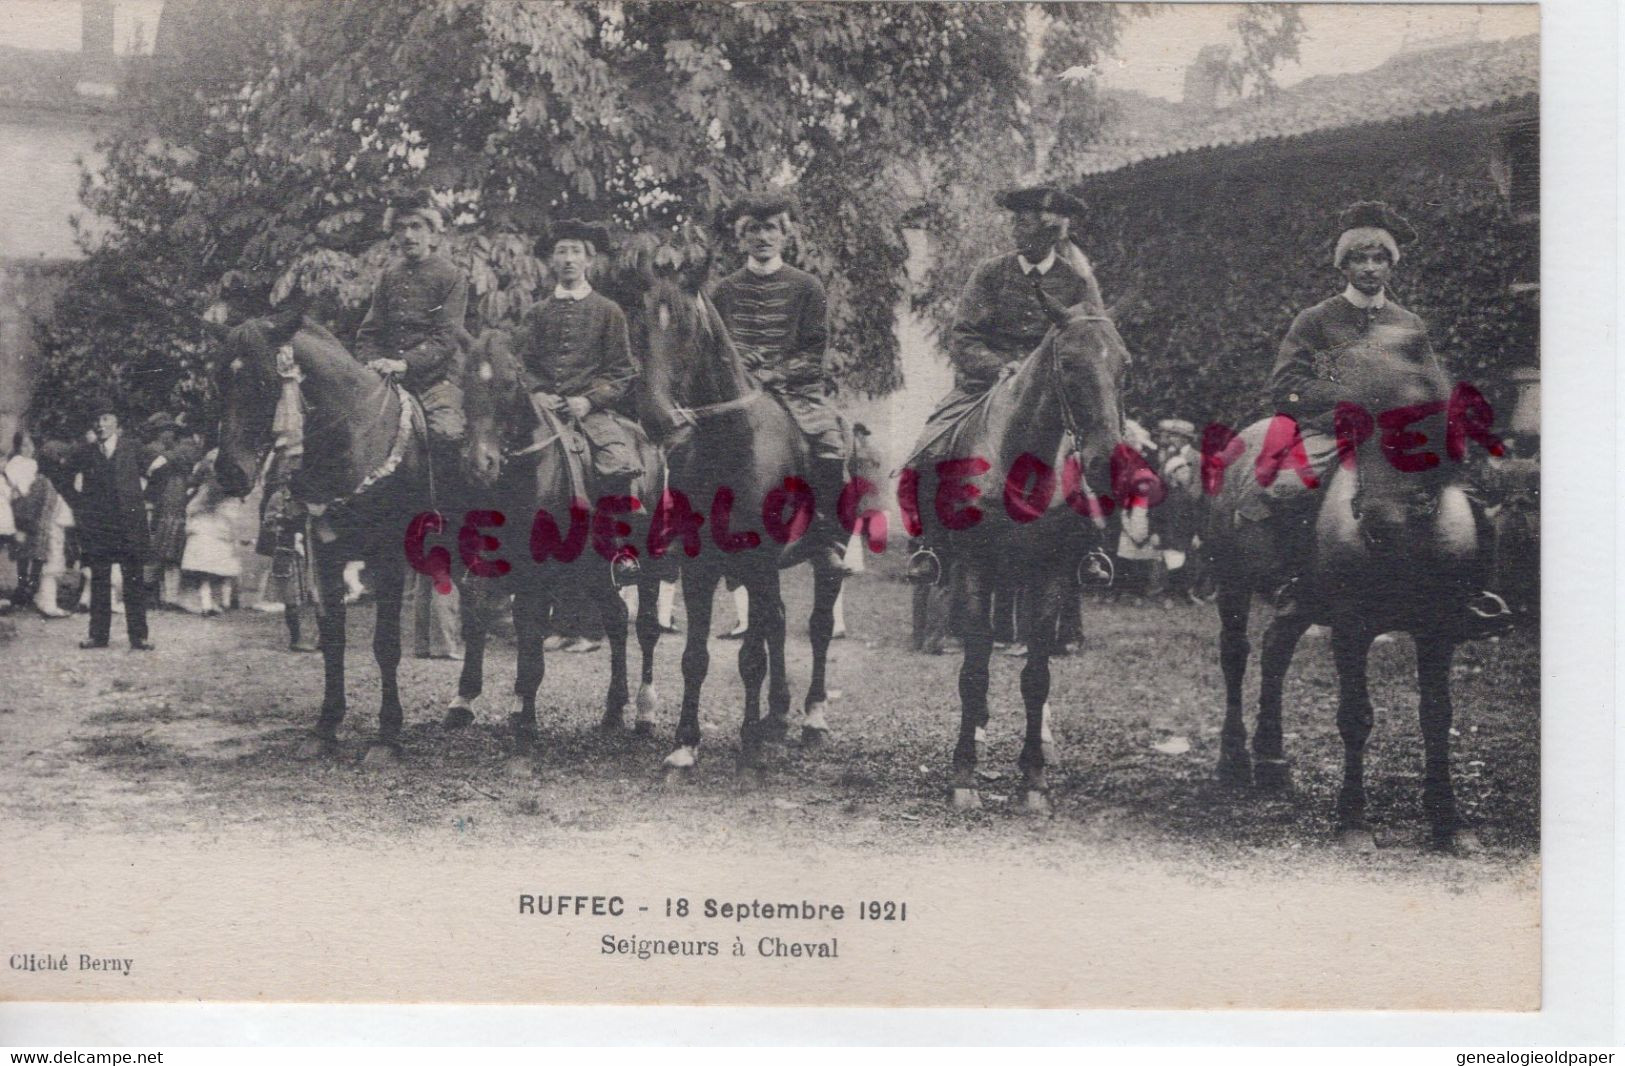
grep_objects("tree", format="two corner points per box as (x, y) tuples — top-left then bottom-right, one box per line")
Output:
(33, 1), (1300, 432)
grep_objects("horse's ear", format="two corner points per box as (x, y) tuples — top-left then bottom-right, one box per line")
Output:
(263, 305), (303, 347)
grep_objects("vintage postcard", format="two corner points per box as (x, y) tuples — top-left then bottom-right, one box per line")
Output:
(0, 1), (1544, 1009)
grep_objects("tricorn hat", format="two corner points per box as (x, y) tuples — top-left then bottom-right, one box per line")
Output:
(719, 190), (798, 230)
(1337, 201), (1417, 245)
(538, 218), (610, 255)
(995, 184), (1086, 216)
(383, 188), (444, 233)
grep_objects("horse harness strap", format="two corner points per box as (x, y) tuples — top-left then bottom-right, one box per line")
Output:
(304, 383), (420, 516)
(673, 388), (764, 426)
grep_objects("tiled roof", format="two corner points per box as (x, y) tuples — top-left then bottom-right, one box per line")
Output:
(1077, 34), (1538, 175)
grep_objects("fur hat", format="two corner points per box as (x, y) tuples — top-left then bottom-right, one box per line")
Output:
(720, 191), (798, 233)
(1157, 418), (1196, 439)
(383, 189), (444, 233)
(1334, 201), (1416, 266)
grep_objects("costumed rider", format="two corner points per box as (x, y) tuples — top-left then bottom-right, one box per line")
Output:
(514, 218), (642, 584)
(354, 188), (470, 509)
(710, 191), (852, 574)
(903, 183), (1113, 587)
(1261, 200), (1505, 624)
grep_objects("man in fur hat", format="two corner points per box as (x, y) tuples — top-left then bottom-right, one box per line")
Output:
(514, 218), (641, 584)
(354, 189), (469, 502)
(710, 191), (851, 574)
(904, 183), (1110, 585)
(1261, 201), (1503, 622)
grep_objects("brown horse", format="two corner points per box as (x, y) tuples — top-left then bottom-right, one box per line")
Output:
(1205, 341), (1497, 851)
(213, 312), (427, 763)
(903, 294), (1130, 812)
(638, 277), (846, 778)
(448, 330), (670, 756)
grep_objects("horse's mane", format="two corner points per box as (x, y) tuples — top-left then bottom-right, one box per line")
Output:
(641, 278), (752, 429)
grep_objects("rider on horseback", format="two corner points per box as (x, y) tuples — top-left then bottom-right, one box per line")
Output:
(710, 191), (853, 575)
(1261, 201), (1506, 625)
(904, 183), (1114, 587)
(354, 189), (469, 510)
(515, 218), (642, 584)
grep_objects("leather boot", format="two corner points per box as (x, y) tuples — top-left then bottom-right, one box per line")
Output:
(809, 457), (855, 576)
(599, 474), (642, 587)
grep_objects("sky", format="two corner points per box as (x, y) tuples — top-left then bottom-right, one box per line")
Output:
(1099, 4), (1539, 101)
(0, 1), (1538, 96)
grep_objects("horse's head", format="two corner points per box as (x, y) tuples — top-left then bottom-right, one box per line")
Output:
(1332, 332), (1455, 554)
(461, 329), (524, 488)
(1037, 288), (1131, 493)
(211, 310), (302, 498)
(639, 275), (749, 450)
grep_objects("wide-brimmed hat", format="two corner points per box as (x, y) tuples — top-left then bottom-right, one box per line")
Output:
(719, 191), (798, 231)
(995, 184), (1086, 216)
(87, 393), (123, 420)
(537, 218), (610, 255)
(1157, 418), (1196, 438)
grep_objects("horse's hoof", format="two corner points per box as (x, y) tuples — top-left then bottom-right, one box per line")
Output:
(1253, 758), (1291, 792)
(296, 734), (339, 761)
(504, 755), (534, 780)
(949, 787), (983, 811)
(736, 764), (766, 790)
(1432, 828), (1483, 855)
(599, 706), (630, 734)
(635, 684), (660, 725)
(1217, 753), (1253, 790)
(1020, 790), (1053, 817)
(663, 745), (698, 770)
(443, 706), (475, 731)
(633, 720), (655, 737)
(973, 726), (987, 763)
(759, 715), (791, 744)
(1335, 827), (1378, 852)
(802, 701), (831, 745)
(361, 743), (401, 771)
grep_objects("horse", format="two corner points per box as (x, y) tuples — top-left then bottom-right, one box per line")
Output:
(446, 330), (670, 757)
(213, 311), (428, 764)
(1205, 339), (1498, 851)
(638, 277), (847, 778)
(902, 293), (1131, 813)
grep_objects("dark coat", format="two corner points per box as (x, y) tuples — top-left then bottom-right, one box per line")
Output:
(63, 436), (150, 560)
(1269, 293), (1440, 431)
(949, 253), (1095, 390)
(354, 253), (469, 392)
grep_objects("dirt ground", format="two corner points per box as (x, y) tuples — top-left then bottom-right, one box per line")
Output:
(0, 554), (1538, 878)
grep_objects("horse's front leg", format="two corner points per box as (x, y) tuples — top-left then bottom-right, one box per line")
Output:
(446, 569), (488, 729)
(1415, 633), (1475, 853)
(666, 562), (719, 775)
(1330, 625), (1378, 849)
(1215, 583), (1252, 787)
(950, 564), (994, 809)
(507, 581), (549, 767)
(363, 552), (407, 766)
(801, 566), (844, 745)
(597, 577), (631, 732)
(1015, 577), (1060, 816)
(1253, 611), (1312, 790)
(309, 548), (349, 750)
(632, 574), (664, 735)
(738, 567), (784, 780)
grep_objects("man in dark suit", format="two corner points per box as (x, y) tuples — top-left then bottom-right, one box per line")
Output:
(62, 400), (154, 650)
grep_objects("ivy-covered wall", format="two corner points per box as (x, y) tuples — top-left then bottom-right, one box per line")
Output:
(1075, 101), (1539, 434)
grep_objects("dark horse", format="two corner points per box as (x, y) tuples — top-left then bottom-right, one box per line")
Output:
(638, 278), (847, 777)
(447, 330), (670, 756)
(1205, 339), (1495, 851)
(904, 294), (1130, 812)
(214, 312), (426, 763)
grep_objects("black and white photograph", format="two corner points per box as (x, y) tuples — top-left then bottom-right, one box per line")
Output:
(0, 0), (1578, 1022)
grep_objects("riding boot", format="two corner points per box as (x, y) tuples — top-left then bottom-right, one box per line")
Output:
(428, 438), (465, 518)
(809, 457), (855, 576)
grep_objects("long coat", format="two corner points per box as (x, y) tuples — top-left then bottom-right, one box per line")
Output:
(62, 437), (150, 561)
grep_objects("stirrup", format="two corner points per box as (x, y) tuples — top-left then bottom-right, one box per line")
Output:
(1467, 590), (1512, 628)
(905, 548), (944, 587)
(1076, 549), (1114, 589)
(610, 549), (642, 588)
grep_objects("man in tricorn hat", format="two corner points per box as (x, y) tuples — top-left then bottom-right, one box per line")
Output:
(1261, 201), (1503, 622)
(354, 189), (469, 502)
(903, 183), (1110, 585)
(514, 218), (641, 583)
(710, 191), (851, 573)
